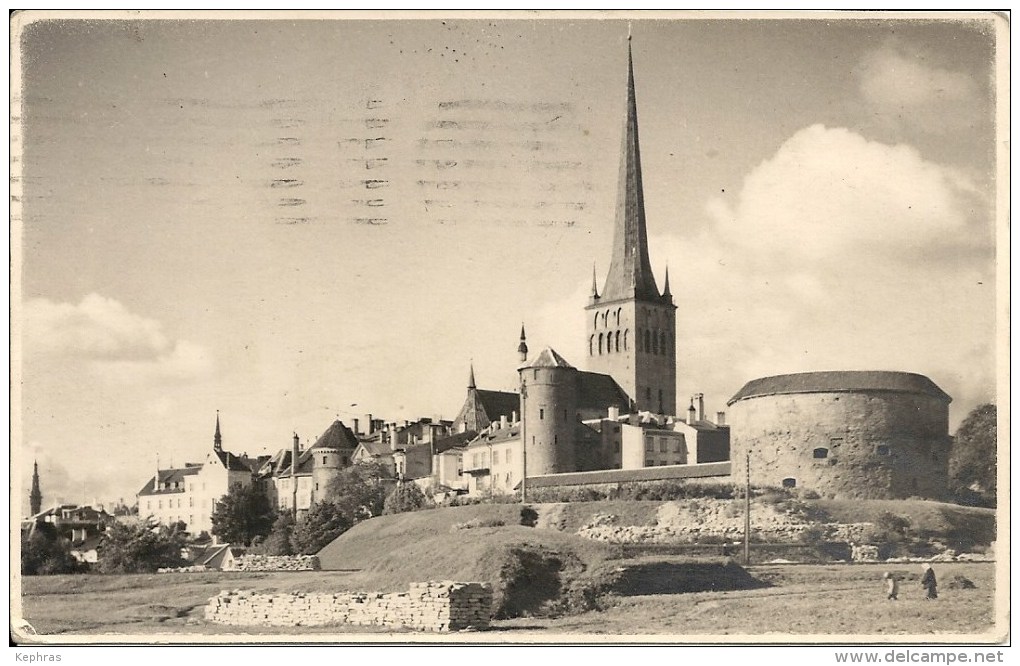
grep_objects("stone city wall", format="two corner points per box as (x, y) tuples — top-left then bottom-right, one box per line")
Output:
(228, 554), (321, 571)
(205, 581), (492, 632)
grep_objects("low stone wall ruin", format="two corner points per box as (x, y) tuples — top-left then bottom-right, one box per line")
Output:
(227, 554), (320, 572)
(205, 581), (492, 632)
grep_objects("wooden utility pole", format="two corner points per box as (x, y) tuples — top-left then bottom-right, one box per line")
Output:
(744, 450), (751, 565)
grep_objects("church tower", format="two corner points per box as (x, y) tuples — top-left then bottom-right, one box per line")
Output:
(585, 36), (677, 415)
(29, 459), (42, 516)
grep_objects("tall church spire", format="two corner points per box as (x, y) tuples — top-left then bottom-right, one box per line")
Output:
(600, 36), (660, 303)
(29, 459), (42, 516)
(468, 362), (476, 389)
(517, 324), (529, 363)
(214, 411), (222, 451)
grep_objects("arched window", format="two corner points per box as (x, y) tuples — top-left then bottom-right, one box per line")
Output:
(598, 333), (604, 355)
(660, 331), (667, 356)
(644, 329), (651, 353)
(623, 329), (629, 350)
(782, 477), (797, 488)
(589, 335), (594, 356)
(615, 330), (621, 352)
(652, 330), (659, 355)
(602, 311), (609, 327)
(616, 308), (622, 325)
(812, 447), (828, 459)
(668, 333), (673, 356)
(593, 312), (599, 329)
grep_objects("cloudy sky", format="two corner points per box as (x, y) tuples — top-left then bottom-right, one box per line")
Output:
(13, 13), (1003, 508)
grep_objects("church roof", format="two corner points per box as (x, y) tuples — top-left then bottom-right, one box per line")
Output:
(474, 389), (519, 422)
(728, 371), (952, 405)
(598, 39), (664, 304)
(577, 371), (630, 411)
(215, 449), (259, 472)
(309, 420), (359, 451)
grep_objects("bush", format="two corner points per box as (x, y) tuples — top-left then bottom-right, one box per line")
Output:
(95, 521), (188, 574)
(520, 506), (539, 527)
(383, 483), (435, 515)
(290, 501), (353, 555)
(451, 518), (505, 531)
(21, 525), (83, 576)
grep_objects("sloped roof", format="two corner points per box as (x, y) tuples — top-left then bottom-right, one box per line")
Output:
(475, 389), (519, 422)
(728, 371), (952, 405)
(355, 437), (393, 458)
(309, 420), (359, 451)
(215, 449), (257, 472)
(432, 430), (479, 453)
(577, 371), (630, 411)
(523, 347), (574, 369)
(137, 466), (202, 497)
(466, 425), (521, 449)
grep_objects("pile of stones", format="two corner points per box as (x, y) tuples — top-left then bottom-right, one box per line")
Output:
(158, 565), (209, 573)
(204, 581), (492, 632)
(228, 554), (320, 572)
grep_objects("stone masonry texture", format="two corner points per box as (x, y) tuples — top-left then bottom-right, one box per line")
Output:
(205, 581), (492, 632)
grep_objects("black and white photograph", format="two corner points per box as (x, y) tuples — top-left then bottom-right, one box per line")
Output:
(9, 10), (1009, 650)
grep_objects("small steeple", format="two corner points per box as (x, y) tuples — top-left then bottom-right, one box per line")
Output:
(29, 459), (42, 516)
(214, 411), (222, 451)
(663, 264), (672, 297)
(468, 361), (477, 390)
(517, 324), (529, 363)
(591, 262), (600, 300)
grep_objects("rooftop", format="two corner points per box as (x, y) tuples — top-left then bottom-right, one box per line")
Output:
(728, 371), (952, 405)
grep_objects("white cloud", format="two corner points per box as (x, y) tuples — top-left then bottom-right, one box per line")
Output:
(656, 125), (995, 427)
(22, 293), (213, 383)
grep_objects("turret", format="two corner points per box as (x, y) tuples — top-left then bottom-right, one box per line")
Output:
(519, 347), (578, 476)
(29, 460), (42, 516)
(517, 325), (529, 364)
(214, 411), (222, 452)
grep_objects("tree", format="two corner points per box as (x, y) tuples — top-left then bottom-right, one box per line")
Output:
(210, 482), (276, 546)
(95, 521), (188, 573)
(950, 404), (997, 505)
(383, 482), (434, 515)
(21, 524), (82, 575)
(290, 501), (352, 555)
(253, 512), (296, 556)
(325, 461), (389, 523)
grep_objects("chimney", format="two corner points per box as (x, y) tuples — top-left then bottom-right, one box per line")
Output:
(389, 423), (398, 451)
(512, 410), (518, 423)
(697, 393), (705, 421)
(608, 405), (620, 421)
(500, 414), (508, 429)
(153, 455), (160, 492)
(687, 400), (696, 424)
(365, 414), (374, 435)
(716, 411), (726, 426)
(353, 418), (360, 435)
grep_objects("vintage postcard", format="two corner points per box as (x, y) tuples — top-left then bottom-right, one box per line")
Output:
(9, 9), (1009, 652)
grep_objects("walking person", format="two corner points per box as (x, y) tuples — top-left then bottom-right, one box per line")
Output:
(921, 563), (938, 600)
(883, 571), (898, 600)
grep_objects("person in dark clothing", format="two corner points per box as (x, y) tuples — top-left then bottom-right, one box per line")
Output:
(921, 563), (938, 599)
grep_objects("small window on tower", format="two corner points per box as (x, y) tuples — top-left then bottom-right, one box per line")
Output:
(782, 478), (797, 489)
(813, 448), (828, 459)
(540, 408), (545, 420)
(876, 445), (891, 456)
(322, 456), (327, 464)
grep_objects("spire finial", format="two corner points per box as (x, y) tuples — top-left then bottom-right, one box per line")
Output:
(663, 264), (671, 297)
(214, 410), (222, 451)
(517, 324), (529, 363)
(468, 361), (477, 390)
(591, 262), (600, 300)
(627, 22), (632, 41)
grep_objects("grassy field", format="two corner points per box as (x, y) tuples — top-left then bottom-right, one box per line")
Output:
(15, 500), (1000, 642)
(17, 561), (1000, 641)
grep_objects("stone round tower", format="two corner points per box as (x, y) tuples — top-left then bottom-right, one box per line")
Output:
(519, 347), (579, 476)
(309, 420), (355, 503)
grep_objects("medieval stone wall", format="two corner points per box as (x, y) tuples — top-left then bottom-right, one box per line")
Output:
(729, 391), (951, 499)
(228, 554), (321, 571)
(205, 581), (492, 632)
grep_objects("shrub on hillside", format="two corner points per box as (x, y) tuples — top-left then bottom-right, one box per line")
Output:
(520, 506), (539, 527)
(290, 501), (353, 555)
(451, 518), (506, 531)
(383, 483), (435, 515)
(249, 512), (296, 556)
